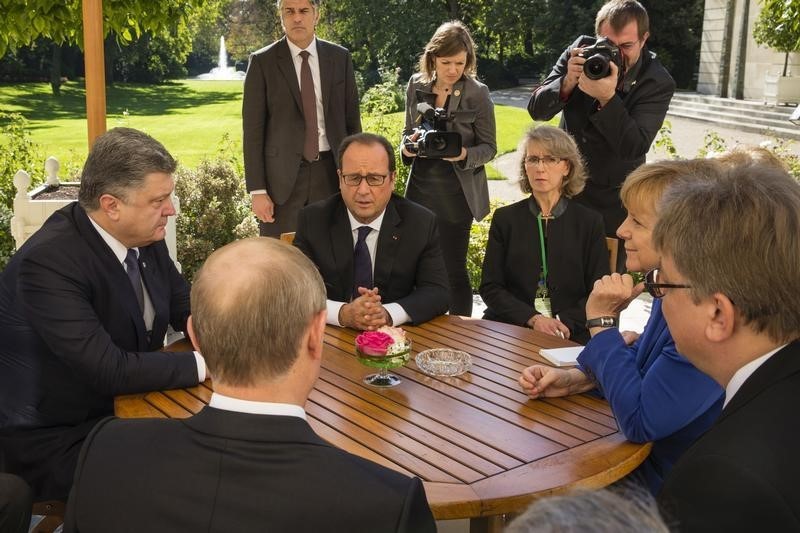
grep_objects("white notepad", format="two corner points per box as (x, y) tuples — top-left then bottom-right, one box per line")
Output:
(539, 346), (583, 367)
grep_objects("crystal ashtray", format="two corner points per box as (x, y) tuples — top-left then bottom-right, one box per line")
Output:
(415, 349), (471, 377)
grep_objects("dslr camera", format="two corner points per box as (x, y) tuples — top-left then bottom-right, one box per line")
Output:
(579, 37), (622, 80)
(404, 102), (462, 159)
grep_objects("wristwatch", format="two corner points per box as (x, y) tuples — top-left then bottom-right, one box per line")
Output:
(585, 316), (618, 329)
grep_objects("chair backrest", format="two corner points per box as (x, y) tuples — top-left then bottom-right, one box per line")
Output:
(605, 237), (619, 273)
(280, 232), (296, 244)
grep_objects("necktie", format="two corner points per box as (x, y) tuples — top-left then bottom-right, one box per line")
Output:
(299, 50), (319, 162)
(353, 226), (373, 299)
(124, 249), (145, 314)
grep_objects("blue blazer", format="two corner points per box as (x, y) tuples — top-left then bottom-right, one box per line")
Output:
(577, 299), (724, 494)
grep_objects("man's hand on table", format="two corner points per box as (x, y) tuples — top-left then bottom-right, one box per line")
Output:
(338, 287), (391, 331)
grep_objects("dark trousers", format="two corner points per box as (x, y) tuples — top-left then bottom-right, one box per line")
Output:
(259, 153), (338, 238)
(0, 473), (33, 533)
(437, 217), (474, 316)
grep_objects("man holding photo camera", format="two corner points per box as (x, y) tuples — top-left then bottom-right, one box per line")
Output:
(528, 0), (674, 271)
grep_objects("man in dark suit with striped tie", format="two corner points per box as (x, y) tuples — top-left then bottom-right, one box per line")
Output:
(0, 128), (204, 501)
(243, 0), (361, 237)
(294, 133), (449, 331)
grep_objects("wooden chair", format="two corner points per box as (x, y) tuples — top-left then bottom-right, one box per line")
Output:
(605, 237), (619, 273)
(279, 232), (295, 244)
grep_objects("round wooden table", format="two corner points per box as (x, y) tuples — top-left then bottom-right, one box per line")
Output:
(116, 315), (651, 531)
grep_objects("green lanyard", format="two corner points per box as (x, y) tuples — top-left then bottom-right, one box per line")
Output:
(536, 212), (548, 285)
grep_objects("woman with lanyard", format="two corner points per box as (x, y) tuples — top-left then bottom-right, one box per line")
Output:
(480, 125), (608, 343)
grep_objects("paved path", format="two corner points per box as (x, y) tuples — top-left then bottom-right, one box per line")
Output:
(487, 84), (800, 204)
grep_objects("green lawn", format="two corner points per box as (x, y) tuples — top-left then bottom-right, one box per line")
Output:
(0, 80), (537, 177)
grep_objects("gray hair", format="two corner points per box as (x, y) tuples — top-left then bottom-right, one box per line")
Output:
(654, 163), (800, 343)
(518, 125), (586, 197)
(506, 486), (669, 533)
(78, 128), (177, 210)
(191, 238), (327, 386)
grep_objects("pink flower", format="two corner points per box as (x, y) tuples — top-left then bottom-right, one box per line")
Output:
(355, 331), (394, 356)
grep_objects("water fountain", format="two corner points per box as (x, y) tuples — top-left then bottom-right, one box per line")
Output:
(196, 36), (246, 80)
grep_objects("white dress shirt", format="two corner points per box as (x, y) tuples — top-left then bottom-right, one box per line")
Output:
(209, 392), (307, 419)
(88, 216), (206, 382)
(326, 209), (411, 327)
(723, 344), (787, 407)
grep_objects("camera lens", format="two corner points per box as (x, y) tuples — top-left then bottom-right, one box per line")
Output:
(584, 55), (610, 80)
(431, 135), (448, 152)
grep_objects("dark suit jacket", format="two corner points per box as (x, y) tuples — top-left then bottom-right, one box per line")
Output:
(528, 37), (675, 235)
(64, 408), (437, 533)
(0, 203), (199, 499)
(403, 74), (496, 222)
(242, 37), (361, 204)
(294, 194), (449, 324)
(479, 197), (609, 344)
(658, 341), (800, 532)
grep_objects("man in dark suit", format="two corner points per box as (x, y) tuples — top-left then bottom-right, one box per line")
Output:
(294, 133), (449, 331)
(528, 0), (674, 271)
(243, 0), (361, 237)
(0, 128), (205, 501)
(653, 163), (800, 531)
(65, 238), (437, 532)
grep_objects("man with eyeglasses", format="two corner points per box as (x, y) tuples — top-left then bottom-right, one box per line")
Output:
(528, 0), (674, 271)
(294, 133), (449, 330)
(655, 164), (800, 531)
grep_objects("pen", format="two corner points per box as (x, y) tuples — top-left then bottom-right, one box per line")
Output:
(555, 314), (565, 339)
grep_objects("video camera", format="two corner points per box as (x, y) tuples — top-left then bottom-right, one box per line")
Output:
(403, 102), (463, 159)
(579, 37), (622, 80)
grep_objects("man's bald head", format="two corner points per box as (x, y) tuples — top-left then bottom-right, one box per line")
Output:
(190, 238), (326, 386)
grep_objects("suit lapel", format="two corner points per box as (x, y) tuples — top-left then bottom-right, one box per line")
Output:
(72, 204), (149, 348)
(718, 341), (800, 422)
(330, 199), (355, 300)
(373, 197), (401, 292)
(317, 40), (333, 117)
(275, 37), (303, 113)
(448, 78), (465, 112)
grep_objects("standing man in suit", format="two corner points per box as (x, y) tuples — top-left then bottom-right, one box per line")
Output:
(528, 0), (674, 271)
(65, 238), (437, 532)
(654, 163), (800, 531)
(294, 133), (449, 331)
(243, 0), (361, 237)
(0, 128), (205, 501)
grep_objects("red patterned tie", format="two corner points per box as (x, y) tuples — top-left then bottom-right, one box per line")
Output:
(299, 50), (319, 161)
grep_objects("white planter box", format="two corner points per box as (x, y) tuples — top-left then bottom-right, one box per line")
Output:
(11, 170), (181, 270)
(764, 74), (800, 105)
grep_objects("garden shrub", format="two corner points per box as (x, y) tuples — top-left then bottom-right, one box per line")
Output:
(174, 156), (255, 283)
(467, 199), (507, 293)
(0, 112), (42, 270)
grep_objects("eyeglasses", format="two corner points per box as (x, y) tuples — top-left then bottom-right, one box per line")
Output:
(524, 155), (563, 167)
(340, 173), (390, 187)
(644, 268), (691, 299)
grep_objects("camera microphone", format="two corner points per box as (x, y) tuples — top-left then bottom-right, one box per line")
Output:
(416, 102), (437, 122)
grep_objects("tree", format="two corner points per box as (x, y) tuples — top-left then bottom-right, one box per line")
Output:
(0, 0), (210, 58)
(753, 0), (800, 77)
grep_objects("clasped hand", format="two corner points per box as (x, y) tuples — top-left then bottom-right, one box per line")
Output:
(519, 365), (591, 399)
(585, 273), (644, 320)
(339, 287), (390, 331)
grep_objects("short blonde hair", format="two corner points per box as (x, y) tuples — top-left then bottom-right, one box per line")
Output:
(620, 159), (721, 215)
(191, 238), (326, 386)
(518, 125), (586, 198)
(417, 21), (477, 84)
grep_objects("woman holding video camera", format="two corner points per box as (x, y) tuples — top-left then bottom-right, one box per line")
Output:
(401, 20), (496, 317)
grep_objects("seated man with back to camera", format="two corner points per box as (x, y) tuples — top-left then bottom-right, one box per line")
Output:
(294, 132), (450, 330)
(65, 238), (437, 532)
(0, 128), (205, 502)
